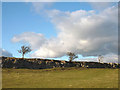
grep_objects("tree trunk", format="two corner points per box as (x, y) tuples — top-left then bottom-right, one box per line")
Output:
(22, 54), (24, 58)
(69, 57), (73, 62)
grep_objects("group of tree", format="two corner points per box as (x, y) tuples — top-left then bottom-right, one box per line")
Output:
(18, 45), (103, 62)
(18, 45), (78, 62)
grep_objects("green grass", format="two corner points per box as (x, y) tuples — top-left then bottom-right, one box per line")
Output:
(2, 67), (118, 88)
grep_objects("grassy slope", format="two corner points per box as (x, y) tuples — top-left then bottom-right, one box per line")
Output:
(2, 68), (118, 88)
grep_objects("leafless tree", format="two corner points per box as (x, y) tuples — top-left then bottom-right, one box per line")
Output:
(67, 52), (78, 62)
(18, 45), (32, 58)
(98, 55), (104, 63)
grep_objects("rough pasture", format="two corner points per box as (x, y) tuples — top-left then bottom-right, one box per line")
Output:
(2, 68), (118, 88)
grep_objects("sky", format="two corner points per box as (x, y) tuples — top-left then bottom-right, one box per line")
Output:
(1, 2), (119, 63)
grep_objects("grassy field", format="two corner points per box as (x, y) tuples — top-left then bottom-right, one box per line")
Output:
(2, 68), (118, 88)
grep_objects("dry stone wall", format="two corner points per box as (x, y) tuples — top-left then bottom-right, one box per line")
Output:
(1, 56), (120, 69)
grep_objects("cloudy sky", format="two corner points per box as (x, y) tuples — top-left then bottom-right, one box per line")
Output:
(2, 2), (118, 63)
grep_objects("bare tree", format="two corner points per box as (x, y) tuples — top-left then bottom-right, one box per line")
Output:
(18, 45), (32, 58)
(98, 55), (104, 63)
(67, 52), (78, 62)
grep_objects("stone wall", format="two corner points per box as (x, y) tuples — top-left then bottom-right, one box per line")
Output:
(1, 56), (120, 69)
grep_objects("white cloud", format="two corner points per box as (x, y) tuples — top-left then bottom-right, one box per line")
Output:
(102, 53), (118, 63)
(77, 53), (119, 63)
(89, 2), (117, 11)
(12, 32), (47, 50)
(43, 6), (118, 57)
(0, 48), (13, 57)
(12, 5), (118, 64)
(31, 2), (53, 14)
